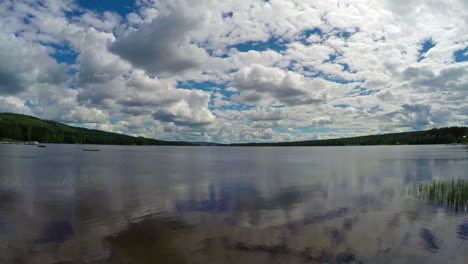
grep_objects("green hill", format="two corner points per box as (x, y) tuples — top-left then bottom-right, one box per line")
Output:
(1, 113), (467, 146)
(231, 127), (468, 146)
(0, 113), (194, 146)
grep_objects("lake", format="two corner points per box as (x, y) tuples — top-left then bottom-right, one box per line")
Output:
(0, 144), (467, 264)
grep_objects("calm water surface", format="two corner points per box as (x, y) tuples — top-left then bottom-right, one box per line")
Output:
(0, 144), (467, 264)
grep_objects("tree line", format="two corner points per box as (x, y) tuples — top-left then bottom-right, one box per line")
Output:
(0, 113), (193, 146)
(231, 127), (468, 146)
(1, 113), (467, 146)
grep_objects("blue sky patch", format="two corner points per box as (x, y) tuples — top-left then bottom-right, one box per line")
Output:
(335, 31), (351, 39)
(205, 48), (229, 58)
(346, 86), (378, 96)
(357, 89), (378, 96)
(417, 39), (436, 62)
(177, 80), (227, 92)
(69, 122), (85, 128)
(67, 81), (76, 90)
(77, 0), (135, 16)
(143, 122), (153, 127)
(214, 103), (255, 111)
(303, 66), (363, 84)
(22, 14), (34, 25)
(47, 43), (78, 65)
(24, 100), (35, 108)
(287, 60), (299, 71)
(340, 63), (350, 72)
(323, 53), (339, 63)
(453, 47), (468, 62)
(334, 104), (350, 108)
(110, 119), (121, 125)
(298, 28), (323, 44)
(298, 127), (341, 133)
(321, 53), (358, 74)
(222, 11), (233, 18)
(332, 27), (359, 40)
(349, 86), (366, 94)
(272, 127), (290, 133)
(229, 37), (287, 52)
(338, 63), (356, 73)
(318, 73), (363, 84)
(67, 68), (79, 89)
(271, 105), (286, 109)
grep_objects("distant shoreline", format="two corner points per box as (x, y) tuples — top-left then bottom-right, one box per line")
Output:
(1, 113), (467, 146)
(1, 142), (466, 148)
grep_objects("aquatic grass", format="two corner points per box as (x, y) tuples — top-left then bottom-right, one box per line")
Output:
(408, 179), (468, 211)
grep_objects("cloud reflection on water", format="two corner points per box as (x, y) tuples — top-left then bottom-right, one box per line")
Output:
(0, 145), (467, 263)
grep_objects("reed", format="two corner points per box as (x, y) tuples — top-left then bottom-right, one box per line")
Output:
(408, 179), (468, 211)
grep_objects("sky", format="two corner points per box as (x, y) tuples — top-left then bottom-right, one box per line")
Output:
(0, 0), (467, 143)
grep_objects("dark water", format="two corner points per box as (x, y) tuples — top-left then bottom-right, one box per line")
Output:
(0, 144), (467, 264)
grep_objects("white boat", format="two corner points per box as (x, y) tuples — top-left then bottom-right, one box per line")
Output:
(24, 141), (39, 145)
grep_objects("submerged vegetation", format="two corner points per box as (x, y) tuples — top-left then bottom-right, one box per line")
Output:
(106, 216), (365, 264)
(408, 180), (468, 211)
(106, 218), (190, 264)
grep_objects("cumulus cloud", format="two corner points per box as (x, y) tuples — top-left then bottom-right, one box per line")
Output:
(109, 10), (208, 76)
(79, 11), (122, 32)
(0, 0), (467, 143)
(0, 33), (67, 95)
(151, 89), (215, 126)
(0, 96), (32, 114)
(384, 104), (452, 130)
(58, 106), (110, 123)
(231, 64), (326, 106)
(244, 107), (286, 122)
(402, 64), (468, 93)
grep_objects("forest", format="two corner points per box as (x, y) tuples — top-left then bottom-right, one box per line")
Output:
(231, 127), (468, 146)
(1, 113), (467, 146)
(0, 113), (194, 145)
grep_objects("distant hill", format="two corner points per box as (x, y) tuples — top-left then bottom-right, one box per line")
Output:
(231, 127), (468, 146)
(1, 113), (467, 146)
(0, 113), (194, 146)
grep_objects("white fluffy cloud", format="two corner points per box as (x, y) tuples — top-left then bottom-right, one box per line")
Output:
(0, 33), (68, 95)
(109, 9), (208, 76)
(230, 64), (327, 106)
(0, 0), (466, 143)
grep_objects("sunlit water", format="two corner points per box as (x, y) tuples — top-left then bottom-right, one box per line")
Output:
(0, 144), (467, 264)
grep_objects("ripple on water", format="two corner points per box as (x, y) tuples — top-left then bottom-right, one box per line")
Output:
(457, 222), (468, 240)
(420, 228), (440, 253)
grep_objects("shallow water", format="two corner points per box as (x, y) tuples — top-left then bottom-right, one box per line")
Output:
(0, 144), (467, 263)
